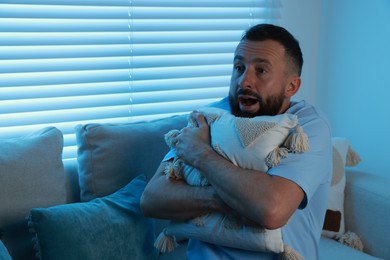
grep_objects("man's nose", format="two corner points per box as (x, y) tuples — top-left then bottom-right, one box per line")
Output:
(239, 69), (255, 89)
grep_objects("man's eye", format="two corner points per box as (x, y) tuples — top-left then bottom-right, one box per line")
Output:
(257, 68), (267, 74)
(235, 65), (243, 72)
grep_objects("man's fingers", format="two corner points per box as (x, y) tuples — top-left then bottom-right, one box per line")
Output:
(190, 110), (207, 127)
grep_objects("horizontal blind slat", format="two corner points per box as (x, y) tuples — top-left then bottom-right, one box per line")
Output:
(0, 31), (249, 45)
(0, 18), (277, 32)
(0, 54), (233, 73)
(0, 5), (278, 19)
(0, 105), (132, 126)
(0, 43), (237, 59)
(0, 0), (279, 8)
(0, 98), (220, 126)
(0, 76), (230, 99)
(0, 87), (227, 113)
(0, 111), (191, 139)
(0, 65), (231, 87)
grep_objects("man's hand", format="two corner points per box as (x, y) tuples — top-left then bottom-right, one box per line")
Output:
(175, 111), (214, 168)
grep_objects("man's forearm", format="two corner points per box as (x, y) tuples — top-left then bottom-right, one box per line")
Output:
(192, 147), (303, 229)
(174, 112), (304, 229)
(140, 162), (219, 221)
(193, 148), (270, 224)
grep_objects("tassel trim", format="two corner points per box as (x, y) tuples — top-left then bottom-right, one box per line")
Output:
(283, 125), (310, 153)
(346, 146), (362, 166)
(164, 159), (183, 180)
(154, 230), (179, 253)
(278, 244), (304, 260)
(266, 147), (289, 168)
(336, 230), (364, 251)
(164, 129), (181, 148)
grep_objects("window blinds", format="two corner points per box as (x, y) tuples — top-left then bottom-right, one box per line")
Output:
(0, 0), (281, 160)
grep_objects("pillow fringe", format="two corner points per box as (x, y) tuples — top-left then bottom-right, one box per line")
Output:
(346, 146), (362, 166)
(164, 159), (184, 180)
(283, 124), (310, 153)
(154, 230), (178, 253)
(336, 230), (364, 251)
(266, 147), (288, 168)
(164, 129), (181, 148)
(278, 244), (304, 260)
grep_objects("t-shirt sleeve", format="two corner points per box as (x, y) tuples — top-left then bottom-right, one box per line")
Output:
(268, 107), (332, 209)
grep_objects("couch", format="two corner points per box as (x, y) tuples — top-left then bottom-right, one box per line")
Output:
(0, 114), (389, 260)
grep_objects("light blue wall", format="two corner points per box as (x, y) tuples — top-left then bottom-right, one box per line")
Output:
(280, 0), (322, 105)
(317, 0), (390, 178)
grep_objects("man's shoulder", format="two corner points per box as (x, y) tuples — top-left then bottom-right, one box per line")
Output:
(288, 100), (331, 132)
(207, 97), (230, 111)
(285, 100), (332, 149)
(287, 100), (316, 115)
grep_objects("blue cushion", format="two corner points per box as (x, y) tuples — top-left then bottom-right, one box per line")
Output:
(28, 174), (157, 260)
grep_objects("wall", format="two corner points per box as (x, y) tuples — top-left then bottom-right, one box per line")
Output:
(317, 0), (390, 178)
(279, 0), (322, 105)
(280, 0), (390, 178)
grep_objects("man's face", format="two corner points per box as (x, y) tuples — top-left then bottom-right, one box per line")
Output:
(229, 39), (291, 117)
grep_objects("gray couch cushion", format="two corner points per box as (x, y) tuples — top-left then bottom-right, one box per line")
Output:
(75, 115), (187, 202)
(0, 127), (66, 260)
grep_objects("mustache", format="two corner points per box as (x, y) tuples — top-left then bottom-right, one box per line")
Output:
(235, 89), (261, 100)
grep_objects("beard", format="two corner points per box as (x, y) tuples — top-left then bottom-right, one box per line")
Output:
(228, 88), (285, 117)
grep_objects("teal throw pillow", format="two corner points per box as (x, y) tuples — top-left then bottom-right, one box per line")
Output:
(28, 174), (157, 260)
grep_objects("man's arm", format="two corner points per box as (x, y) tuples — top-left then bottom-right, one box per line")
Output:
(140, 161), (223, 221)
(175, 111), (305, 229)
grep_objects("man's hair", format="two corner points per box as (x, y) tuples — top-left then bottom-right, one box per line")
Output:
(242, 24), (303, 76)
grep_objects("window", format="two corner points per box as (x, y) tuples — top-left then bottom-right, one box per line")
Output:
(0, 0), (281, 160)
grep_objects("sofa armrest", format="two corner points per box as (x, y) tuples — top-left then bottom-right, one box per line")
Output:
(344, 169), (390, 259)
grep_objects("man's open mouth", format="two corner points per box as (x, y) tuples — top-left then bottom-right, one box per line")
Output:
(238, 95), (259, 106)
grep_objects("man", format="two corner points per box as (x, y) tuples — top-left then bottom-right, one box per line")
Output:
(141, 24), (332, 259)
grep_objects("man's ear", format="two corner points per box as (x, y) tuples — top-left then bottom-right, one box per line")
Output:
(285, 75), (301, 98)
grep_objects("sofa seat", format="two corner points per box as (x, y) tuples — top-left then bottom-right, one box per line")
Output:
(319, 237), (381, 259)
(0, 237), (383, 260)
(157, 237), (382, 259)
